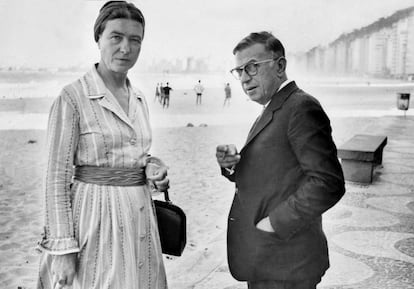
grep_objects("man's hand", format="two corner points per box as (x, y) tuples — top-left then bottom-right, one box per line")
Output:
(51, 253), (77, 288)
(256, 217), (275, 233)
(216, 144), (241, 169)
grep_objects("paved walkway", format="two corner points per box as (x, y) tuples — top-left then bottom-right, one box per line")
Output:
(168, 116), (414, 289)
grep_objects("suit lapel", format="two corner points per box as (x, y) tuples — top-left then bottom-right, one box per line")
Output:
(245, 109), (272, 146)
(242, 81), (299, 150)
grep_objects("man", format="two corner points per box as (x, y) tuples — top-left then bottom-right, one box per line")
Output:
(224, 83), (231, 106)
(215, 32), (345, 289)
(194, 79), (204, 105)
(162, 82), (172, 109)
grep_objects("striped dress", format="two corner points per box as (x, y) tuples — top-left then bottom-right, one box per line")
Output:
(37, 65), (167, 289)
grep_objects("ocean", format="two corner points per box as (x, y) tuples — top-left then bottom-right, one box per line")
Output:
(1, 71), (413, 130)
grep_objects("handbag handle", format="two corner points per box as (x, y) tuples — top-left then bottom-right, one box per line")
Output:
(162, 190), (171, 203)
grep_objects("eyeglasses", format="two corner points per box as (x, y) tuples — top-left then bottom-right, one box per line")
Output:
(230, 57), (281, 80)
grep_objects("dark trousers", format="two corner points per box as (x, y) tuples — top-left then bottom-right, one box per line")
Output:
(247, 276), (321, 289)
(196, 93), (202, 105)
(163, 96), (169, 108)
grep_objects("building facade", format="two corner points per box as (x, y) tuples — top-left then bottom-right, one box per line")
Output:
(297, 7), (414, 79)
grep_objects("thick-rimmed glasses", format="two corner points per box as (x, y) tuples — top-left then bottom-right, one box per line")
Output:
(230, 57), (281, 80)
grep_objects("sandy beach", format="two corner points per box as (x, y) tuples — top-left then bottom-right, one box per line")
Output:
(0, 79), (413, 288)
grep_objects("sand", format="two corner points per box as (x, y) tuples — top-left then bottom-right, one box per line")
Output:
(0, 83), (400, 288)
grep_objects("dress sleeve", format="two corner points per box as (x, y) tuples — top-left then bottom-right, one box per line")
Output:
(38, 89), (80, 255)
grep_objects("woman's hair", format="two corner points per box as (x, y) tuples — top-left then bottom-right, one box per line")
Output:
(94, 1), (145, 42)
(232, 31), (285, 57)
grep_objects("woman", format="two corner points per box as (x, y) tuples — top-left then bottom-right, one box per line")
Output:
(37, 2), (169, 288)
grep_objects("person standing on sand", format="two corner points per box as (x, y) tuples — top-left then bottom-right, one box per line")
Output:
(224, 83), (231, 106)
(155, 82), (161, 102)
(215, 31), (345, 289)
(162, 82), (172, 109)
(36, 2), (169, 288)
(194, 79), (204, 105)
(160, 82), (165, 104)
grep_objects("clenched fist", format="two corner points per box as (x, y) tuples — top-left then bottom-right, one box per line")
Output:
(216, 144), (241, 169)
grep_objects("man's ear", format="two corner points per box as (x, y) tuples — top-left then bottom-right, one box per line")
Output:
(276, 57), (287, 75)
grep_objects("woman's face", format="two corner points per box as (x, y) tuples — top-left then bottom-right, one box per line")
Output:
(98, 18), (144, 74)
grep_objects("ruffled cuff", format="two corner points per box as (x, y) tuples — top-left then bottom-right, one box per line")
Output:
(37, 236), (80, 255)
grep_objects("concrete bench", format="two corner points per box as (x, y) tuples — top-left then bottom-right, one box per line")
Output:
(337, 134), (387, 183)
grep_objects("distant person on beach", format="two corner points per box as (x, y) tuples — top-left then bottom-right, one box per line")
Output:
(160, 82), (165, 104)
(155, 82), (161, 102)
(224, 83), (231, 106)
(194, 79), (204, 105)
(36, 2), (169, 289)
(162, 82), (172, 108)
(215, 31), (345, 289)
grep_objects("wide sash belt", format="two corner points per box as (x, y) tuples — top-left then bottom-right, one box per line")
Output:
(74, 166), (146, 186)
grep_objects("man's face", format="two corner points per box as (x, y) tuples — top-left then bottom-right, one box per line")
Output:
(234, 43), (281, 105)
(98, 18), (143, 74)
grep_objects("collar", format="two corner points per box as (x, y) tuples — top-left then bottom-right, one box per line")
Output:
(277, 79), (292, 93)
(266, 81), (298, 112)
(263, 79), (293, 108)
(85, 64), (143, 100)
(242, 81), (298, 150)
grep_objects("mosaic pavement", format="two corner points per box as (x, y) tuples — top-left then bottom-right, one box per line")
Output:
(187, 116), (414, 289)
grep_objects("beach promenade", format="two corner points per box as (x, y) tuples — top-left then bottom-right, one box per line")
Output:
(0, 84), (413, 288)
(163, 115), (414, 289)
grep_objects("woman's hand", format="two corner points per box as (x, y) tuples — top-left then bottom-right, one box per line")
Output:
(51, 253), (77, 288)
(146, 157), (170, 192)
(147, 165), (170, 192)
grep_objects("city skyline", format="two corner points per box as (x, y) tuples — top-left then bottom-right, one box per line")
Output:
(1, 0), (414, 69)
(300, 6), (414, 79)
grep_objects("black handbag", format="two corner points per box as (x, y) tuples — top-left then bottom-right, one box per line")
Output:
(154, 190), (186, 256)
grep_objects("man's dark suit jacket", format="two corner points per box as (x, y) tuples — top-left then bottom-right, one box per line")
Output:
(222, 81), (345, 282)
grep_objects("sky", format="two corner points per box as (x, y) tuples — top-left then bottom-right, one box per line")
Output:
(1, 0), (414, 68)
